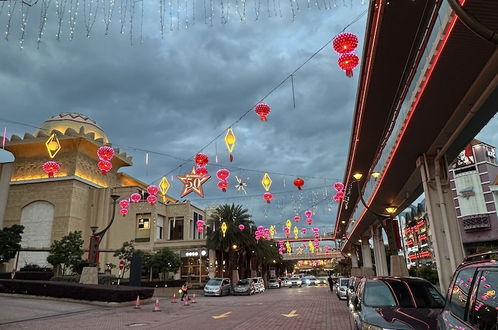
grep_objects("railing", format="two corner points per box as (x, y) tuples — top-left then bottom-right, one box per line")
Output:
(281, 251), (343, 260)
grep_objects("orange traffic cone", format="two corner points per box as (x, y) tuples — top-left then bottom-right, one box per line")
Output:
(183, 294), (190, 306)
(134, 295), (141, 309)
(153, 298), (161, 312)
(171, 293), (177, 303)
(191, 293), (197, 303)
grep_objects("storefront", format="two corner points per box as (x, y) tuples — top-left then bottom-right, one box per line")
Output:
(180, 249), (209, 285)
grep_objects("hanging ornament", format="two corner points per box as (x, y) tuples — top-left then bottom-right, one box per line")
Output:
(293, 178), (305, 190)
(304, 210), (313, 218)
(301, 227), (307, 234)
(197, 220), (205, 233)
(159, 176), (170, 202)
(235, 176), (248, 194)
(293, 226), (299, 239)
(119, 200), (130, 209)
(255, 103), (271, 121)
(120, 208), (128, 216)
(338, 53), (359, 78)
(306, 218), (313, 225)
(42, 161), (60, 178)
(238, 224), (245, 231)
(97, 145), (115, 161)
(98, 160), (112, 175)
(194, 153), (209, 167)
(221, 222), (227, 238)
(217, 180), (229, 192)
(332, 32), (359, 54)
(261, 173), (272, 191)
(147, 185), (159, 196)
(216, 169), (230, 181)
(285, 219), (292, 229)
(177, 167), (211, 198)
(225, 128), (236, 162)
(294, 215), (300, 223)
(45, 133), (62, 159)
(269, 225), (276, 239)
(285, 241), (292, 254)
(147, 195), (157, 205)
(195, 166), (208, 177)
(263, 192), (273, 204)
(334, 182), (345, 192)
(130, 193), (142, 203)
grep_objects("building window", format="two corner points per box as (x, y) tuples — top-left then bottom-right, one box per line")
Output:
(138, 218), (150, 230)
(169, 217), (184, 240)
(156, 215), (164, 240)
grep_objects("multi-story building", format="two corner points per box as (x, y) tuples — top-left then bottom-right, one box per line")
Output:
(449, 139), (498, 254)
(402, 201), (434, 268)
(0, 113), (211, 282)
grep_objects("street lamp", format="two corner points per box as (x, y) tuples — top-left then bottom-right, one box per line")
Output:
(87, 194), (120, 264)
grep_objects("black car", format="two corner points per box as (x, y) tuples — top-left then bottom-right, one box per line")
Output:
(438, 251), (498, 330)
(349, 277), (445, 329)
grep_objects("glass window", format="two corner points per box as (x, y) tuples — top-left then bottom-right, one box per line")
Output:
(137, 218), (150, 230)
(406, 280), (445, 308)
(156, 216), (164, 240)
(449, 268), (477, 320)
(469, 270), (498, 330)
(364, 281), (397, 307)
(207, 279), (222, 286)
(169, 217), (184, 240)
(384, 280), (414, 307)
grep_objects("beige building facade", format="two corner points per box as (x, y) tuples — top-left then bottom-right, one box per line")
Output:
(0, 113), (210, 282)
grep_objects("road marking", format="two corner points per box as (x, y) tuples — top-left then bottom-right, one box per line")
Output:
(281, 310), (299, 318)
(212, 312), (232, 319)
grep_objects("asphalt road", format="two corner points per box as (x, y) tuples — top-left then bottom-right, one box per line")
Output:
(0, 285), (351, 329)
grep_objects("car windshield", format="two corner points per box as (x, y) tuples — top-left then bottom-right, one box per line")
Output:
(207, 279), (222, 286)
(406, 281), (445, 308)
(339, 278), (349, 286)
(364, 281), (397, 307)
(237, 279), (249, 285)
(269, 279), (276, 282)
(290, 277), (300, 280)
(251, 278), (258, 283)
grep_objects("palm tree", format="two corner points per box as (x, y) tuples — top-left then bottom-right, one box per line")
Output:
(207, 204), (254, 283)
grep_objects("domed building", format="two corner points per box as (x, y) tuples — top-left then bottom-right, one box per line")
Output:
(0, 113), (211, 283)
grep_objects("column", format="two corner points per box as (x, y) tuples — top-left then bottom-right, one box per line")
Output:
(361, 238), (375, 277)
(417, 154), (465, 292)
(371, 225), (388, 276)
(351, 252), (359, 268)
(208, 249), (216, 278)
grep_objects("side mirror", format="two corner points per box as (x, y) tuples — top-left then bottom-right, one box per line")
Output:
(352, 296), (361, 311)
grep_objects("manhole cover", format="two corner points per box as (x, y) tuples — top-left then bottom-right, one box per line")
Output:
(126, 323), (149, 327)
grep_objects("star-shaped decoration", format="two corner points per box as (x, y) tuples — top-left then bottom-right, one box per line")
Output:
(177, 167), (211, 198)
(235, 176), (248, 194)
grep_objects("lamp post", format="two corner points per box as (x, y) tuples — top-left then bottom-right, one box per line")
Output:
(87, 194), (120, 264)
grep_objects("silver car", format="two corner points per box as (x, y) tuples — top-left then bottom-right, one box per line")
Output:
(268, 278), (280, 288)
(233, 278), (255, 295)
(204, 278), (231, 296)
(336, 277), (349, 300)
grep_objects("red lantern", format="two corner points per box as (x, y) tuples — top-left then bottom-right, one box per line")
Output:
(216, 169), (230, 181)
(338, 53), (359, 78)
(301, 228), (307, 234)
(304, 210), (313, 218)
(120, 208), (128, 216)
(194, 153), (209, 166)
(332, 32), (358, 54)
(97, 146), (115, 161)
(255, 103), (271, 121)
(119, 200), (130, 209)
(147, 185), (159, 196)
(98, 160), (112, 175)
(147, 195), (157, 205)
(263, 192), (273, 204)
(334, 182), (344, 192)
(197, 220), (205, 233)
(294, 216), (300, 222)
(293, 178), (305, 190)
(42, 161), (60, 178)
(238, 224), (245, 231)
(130, 193), (142, 203)
(306, 218), (313, 225)
(195, 166), (208, 177)
(217, 180), (229, 192)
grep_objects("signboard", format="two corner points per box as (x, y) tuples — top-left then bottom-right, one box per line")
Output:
(453, 145), (475, 168)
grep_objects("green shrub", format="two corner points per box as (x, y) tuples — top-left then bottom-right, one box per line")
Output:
(19, 264), (52, 272)
(409, 265), (439, 284)
(14, 271), (54, 281)
(51, 275), (80, 283)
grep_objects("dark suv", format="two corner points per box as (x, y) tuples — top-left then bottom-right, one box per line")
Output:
(437, 251), (498, 330)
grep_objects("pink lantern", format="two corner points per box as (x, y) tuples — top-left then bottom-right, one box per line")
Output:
(195, 165), (208, 177)
(97, 146), (115, 161)
(257, 226), (264, 231)
(263, 192), (273, 204)
(301, 228), (307, 234)
(304, 210), (313, 218)
(279, 240), (285, 246)
(216, 169), (230, 181)
(147, 195), (157, 205)
(197, 220), (205, 233)
(42, 161), (60, 178)
(120, 208), (128, 216)
(147, 185), (159, 196)
(217, 180), (229, 192)
(238, 224), (245, 231)
(312, 228), (319, 232)
(294, 216), (300, 222)
(285, 232), (290, 238)
(334, 182), (344, 191)
(306, 218), (313, 225)
(130, 193), (142, 203)
(119, 200), (130, 209)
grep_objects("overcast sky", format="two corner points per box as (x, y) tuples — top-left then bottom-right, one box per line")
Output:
(0, 1), (496, 237)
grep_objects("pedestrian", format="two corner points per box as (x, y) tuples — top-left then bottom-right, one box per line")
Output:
(327, 275), (334, 292)
(181, 282), (188, 301)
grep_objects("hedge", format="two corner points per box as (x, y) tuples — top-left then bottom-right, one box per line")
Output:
(14, 271), (54, 281)
(0, 279), (154, 302)
(51, 274), (117, 285)
(120, 280), (185, 288)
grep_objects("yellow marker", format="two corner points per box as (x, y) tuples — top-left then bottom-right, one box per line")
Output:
(269, 225), (276, 238)
(285, 219), (292, 229)
(225, 128), (236, 161)
(281, 310), (298, 318)
(212, 312), (232, 319)
(221, 222), (227, 238)
(261, 173), (272, 191)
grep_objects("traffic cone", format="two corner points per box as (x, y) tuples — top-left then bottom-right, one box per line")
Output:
(171, 293), (177, 303)
(191, 293), (197, 303)
(184, 294), (190, 306)
(153, 298), (161, 312)
(134, 295), (141, 309)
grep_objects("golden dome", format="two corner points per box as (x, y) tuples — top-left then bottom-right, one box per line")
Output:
(36, 113), (109, 143)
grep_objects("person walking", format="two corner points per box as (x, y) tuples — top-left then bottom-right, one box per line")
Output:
(327, 275), (334, 292)
(181, 282), (188, 301)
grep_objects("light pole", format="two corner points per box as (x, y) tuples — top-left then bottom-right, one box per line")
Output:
(88, 194), (120, 264)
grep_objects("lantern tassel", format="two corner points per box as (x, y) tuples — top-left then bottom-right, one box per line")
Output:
(346, 70), (353, 78)
(229, 154), (233, 162)
(267, 200), (271, 204)
(298, 186), (302, 190)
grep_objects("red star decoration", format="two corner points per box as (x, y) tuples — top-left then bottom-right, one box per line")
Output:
(177, 167), (211, 198)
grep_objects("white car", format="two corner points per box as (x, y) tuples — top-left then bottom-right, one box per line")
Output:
(249, 277), (265, 293)
(302, 276), (320, 286)
(268, 278), (280, 288)
(288, 277), (302, 288)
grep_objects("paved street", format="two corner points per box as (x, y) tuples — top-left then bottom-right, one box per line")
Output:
(0, 286), (351, 330)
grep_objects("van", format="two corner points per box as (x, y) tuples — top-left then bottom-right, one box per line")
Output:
(204, 277), (231, 296)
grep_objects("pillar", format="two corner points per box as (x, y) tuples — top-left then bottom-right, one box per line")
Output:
(371, 225), (388, 276)
(417, 154), (465, 292)
(0, 163), (13, 228)
(351, 252), (359, 268)
(361, 239), (373, 268)
(208, 249), (216, 279)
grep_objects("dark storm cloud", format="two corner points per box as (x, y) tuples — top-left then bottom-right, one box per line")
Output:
(0, 2), (369, 233)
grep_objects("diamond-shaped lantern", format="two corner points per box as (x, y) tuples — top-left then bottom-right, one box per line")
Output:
(225, 128), (236, 162)
(159, 176), (170, 202)
(45, 133), (61, 159)
(261, 173), (272, 191)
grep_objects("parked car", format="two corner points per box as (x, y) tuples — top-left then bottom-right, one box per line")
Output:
(316, 276), (329, 286)
(268, 278), (280, 289)
(336, 277), (349, 300)
(204, 278), (231, 296)
(233, 278), (255, 295)
(438, 251), (498, 330)
(302, 276), (320, 286)
(346, 277), (362, 305)
(280, 277), (290, 287)
(349, 277), (445, 329)
(288, 277), (303, 288)
(250, 277), (265, 293)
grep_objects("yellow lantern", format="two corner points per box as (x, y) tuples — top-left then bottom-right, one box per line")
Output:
(269, 225), (276, 239)
(293, 226), (299, 239)
(221, 222), (227, 238)
(261, 173), (272, 191)
(285, 241), (292, 254)
(225, 128), (236, 162)
(159, 176), (170, 202)
(285, 219), (292, 229)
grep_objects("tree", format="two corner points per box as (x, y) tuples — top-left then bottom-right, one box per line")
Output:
(150, 247), (181, 280)
(0, 224), (24, 264)
(113, 240), (135, 270)
(47, 231), (84, 275)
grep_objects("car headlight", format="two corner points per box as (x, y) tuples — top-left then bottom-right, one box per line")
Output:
(305, 280), (310, 284)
